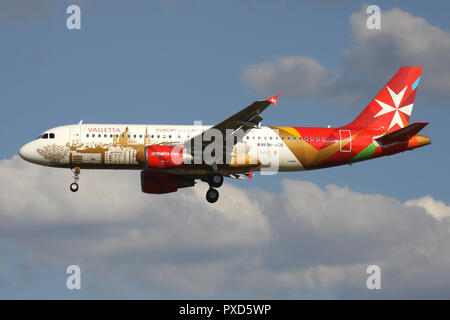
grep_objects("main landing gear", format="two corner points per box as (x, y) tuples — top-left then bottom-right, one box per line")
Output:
(205, 173), (223, 203)
(70, 167), (81, 192)
(206, 188), (219, 203)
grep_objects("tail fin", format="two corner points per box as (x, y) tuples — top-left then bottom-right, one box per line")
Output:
(345, 66), (422, 133)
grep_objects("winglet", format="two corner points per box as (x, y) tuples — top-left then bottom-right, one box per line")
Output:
(244, 172), (253, 179)
(267, 94), (280, 106)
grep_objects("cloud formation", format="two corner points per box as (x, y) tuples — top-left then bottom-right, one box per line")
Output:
(1, 156), (450, 298)
(241, 7), (450, 104)
(405, 195), (450, 220)
(241, 56), (332, 97)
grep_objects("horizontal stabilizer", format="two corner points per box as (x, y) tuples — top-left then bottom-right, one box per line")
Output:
(376, 122), (428, 145)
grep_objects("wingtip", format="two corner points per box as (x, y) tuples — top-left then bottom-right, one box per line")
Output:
(267, 94), (280, 106)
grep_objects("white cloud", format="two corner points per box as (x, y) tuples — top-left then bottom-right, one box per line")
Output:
(241, 56), (333, 97)
(405, 195), (450, 220)
(241, 7), (450, 102)
(346, 7), (450, 97)
(1, 156), (450, 298)
(0, 156), (272, 251)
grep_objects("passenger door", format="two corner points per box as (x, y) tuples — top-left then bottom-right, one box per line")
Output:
(70, 124), (82, 148)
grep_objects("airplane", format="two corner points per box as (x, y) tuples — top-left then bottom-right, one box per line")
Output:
(19, 66), (430, 203)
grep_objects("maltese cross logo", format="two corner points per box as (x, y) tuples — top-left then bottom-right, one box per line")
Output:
(374, 86), (413, 130)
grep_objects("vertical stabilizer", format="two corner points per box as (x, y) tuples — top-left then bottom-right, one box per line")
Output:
(345, 66), (422, 133)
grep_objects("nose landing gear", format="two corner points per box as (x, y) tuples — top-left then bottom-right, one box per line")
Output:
(70, 182), (79, 192)
(70, 167), (81, 192)
(205, 173), (223, 203)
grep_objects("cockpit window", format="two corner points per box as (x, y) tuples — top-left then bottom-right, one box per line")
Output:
(42, 134), (49, 139)
(49, 133), (55, 139)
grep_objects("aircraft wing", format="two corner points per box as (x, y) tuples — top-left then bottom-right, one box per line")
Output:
(185, 94), (279, 158)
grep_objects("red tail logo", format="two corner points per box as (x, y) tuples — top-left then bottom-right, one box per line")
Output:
(346, 66), (422, 133)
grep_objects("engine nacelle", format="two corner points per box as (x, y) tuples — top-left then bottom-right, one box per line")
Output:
(136, 145), (192, 169)
(140, 171), (195, 194)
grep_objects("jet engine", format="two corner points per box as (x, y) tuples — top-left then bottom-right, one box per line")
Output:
(136, 145), (192, 169)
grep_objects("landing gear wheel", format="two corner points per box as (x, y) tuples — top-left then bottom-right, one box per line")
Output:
(208, 173), (223, 188)
(206, 188), (219, 203)
(70, 167), (81, 193)
(70, 182), (79, 192)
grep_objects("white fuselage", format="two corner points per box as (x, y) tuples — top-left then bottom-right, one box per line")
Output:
(19, 124), (303, 173)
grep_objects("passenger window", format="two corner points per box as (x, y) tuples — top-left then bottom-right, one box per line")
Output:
(293, 137), (296, 140)
(281, 137), (284, 140)
(287, 137), (290, 140)
(310, 137), (314, 141)
(305, 137), (308, 141)
(299, 137), (302, 141)
(322, 137), (326, 141)
(317, 137), (320, 141)
(42, 134), (48, 139)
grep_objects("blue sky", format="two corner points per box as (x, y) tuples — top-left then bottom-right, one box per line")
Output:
(1, 0), (449, 200)
(0, 0), (450, 299)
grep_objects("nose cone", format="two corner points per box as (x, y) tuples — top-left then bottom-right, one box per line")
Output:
(19, 142), (37, 163)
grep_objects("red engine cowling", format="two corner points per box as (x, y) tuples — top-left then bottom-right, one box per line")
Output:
(137, 145), (190, 169)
